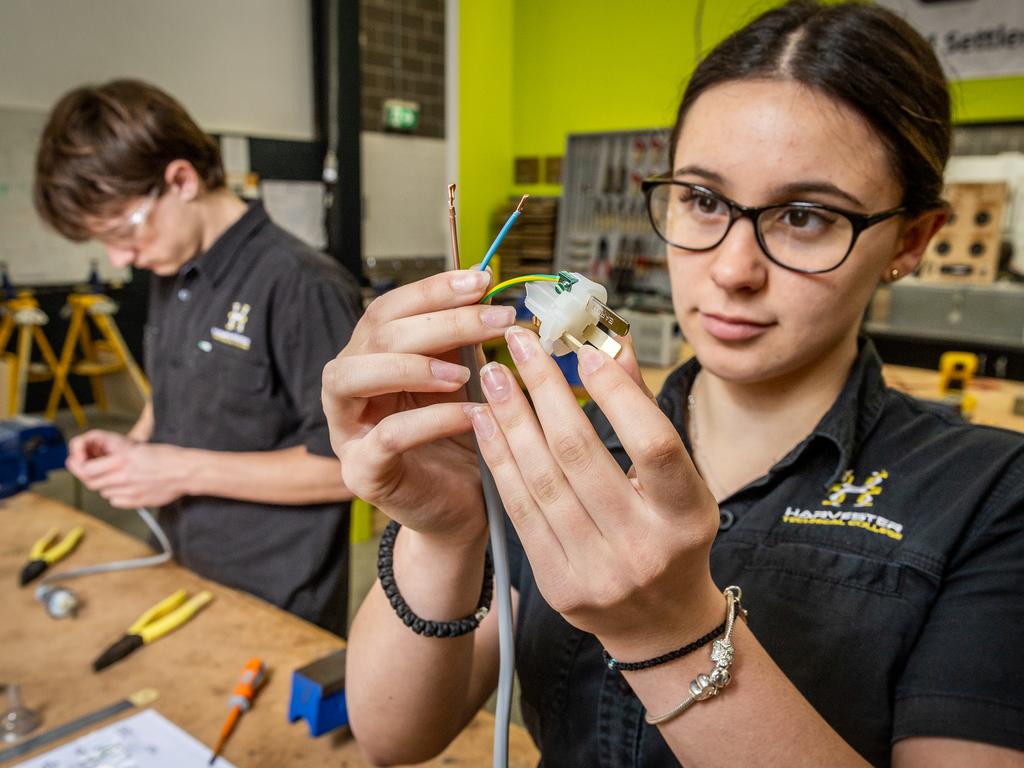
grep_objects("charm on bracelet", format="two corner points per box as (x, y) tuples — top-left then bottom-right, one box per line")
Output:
(644, 586), (745, 726)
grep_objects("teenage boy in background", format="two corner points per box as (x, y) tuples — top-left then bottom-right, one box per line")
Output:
(34, 79), (361, 635)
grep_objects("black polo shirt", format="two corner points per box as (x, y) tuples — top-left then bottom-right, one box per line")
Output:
(507, 340), (1024, 766)
(145, 202), (361, 635)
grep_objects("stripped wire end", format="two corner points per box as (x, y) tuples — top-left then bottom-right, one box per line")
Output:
(447, 183), (461, 269)
(479, 196), (529, 273)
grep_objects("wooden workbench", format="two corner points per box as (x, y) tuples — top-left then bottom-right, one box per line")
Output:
(640, 350), (1024, 434)
(882, 364), (1024, 433)
(0, 493), (539, 767)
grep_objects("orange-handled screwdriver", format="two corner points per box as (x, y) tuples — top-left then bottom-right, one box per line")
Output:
(209, 657), (266, 765)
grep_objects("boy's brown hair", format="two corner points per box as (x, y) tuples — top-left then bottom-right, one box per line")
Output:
(34, 79), (225, 242)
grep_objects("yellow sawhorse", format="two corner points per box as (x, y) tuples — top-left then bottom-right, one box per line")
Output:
(45, 293), (150, 425)
(0, 291), (84, 421)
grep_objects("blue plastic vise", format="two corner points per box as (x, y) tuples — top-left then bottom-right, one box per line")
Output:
(288, 648), (348, 737)
(0, 417), (68, 499)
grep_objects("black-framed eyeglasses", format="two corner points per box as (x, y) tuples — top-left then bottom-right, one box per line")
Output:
(641, 177), (905, 274)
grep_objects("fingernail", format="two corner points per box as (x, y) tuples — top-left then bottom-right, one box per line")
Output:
(577, 345), (605, 375)
(430, 359), (470, 384)
(467, 405), (495, 439)
(505, 327), (534, 363)
(480, 362), (512, 403)
(480, 305), (516, 328)
(451, 270), (489, 293)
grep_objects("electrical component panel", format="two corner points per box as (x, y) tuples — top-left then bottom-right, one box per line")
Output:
(919, 182), (1007, 284)
(553, 128), (672, 311)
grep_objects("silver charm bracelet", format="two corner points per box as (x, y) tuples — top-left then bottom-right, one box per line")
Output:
(645, 586), (746, 726)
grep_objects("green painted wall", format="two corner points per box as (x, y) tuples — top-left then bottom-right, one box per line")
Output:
(458, 0), (1024, 267)
(951, 77), (1024, 124)
(458, 0), (514, 268)
(509, 0), (774, 198)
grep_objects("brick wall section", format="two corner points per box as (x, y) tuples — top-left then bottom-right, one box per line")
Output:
(360, 0), (446, 138)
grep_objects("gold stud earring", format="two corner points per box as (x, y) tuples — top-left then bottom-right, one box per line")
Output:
(890, 268), (900, 280)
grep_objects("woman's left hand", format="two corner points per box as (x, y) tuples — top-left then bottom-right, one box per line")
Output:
(466, 326), (724, 662)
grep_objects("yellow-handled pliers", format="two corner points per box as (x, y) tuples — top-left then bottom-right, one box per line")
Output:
(93, 589), (213, 672)
(19, 526), (85, 585)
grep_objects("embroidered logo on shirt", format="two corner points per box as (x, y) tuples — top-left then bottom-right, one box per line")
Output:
(781, 507), (904, 540)
(822, 469), (888, 508)
(211, 301), (253, 351)
(780, 468), (903, 540)
(225, 302), (251, 333)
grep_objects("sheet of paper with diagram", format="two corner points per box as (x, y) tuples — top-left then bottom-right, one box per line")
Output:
(13, 709), (236, 768)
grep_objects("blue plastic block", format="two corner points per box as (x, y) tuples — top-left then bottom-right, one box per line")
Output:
(288, 649), (348, 737)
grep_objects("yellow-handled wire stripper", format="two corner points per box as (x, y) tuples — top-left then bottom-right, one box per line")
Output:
(19, 526), (84, 585)
(93, 589), (213, 671)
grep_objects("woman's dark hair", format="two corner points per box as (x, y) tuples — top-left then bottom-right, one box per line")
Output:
(35, 79), (225, 241)
(671, 0), (950, 214)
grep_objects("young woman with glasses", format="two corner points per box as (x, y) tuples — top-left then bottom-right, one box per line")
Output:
(324, 2), (1024, 765)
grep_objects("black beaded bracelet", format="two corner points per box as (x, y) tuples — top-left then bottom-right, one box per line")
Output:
(602, 598), (741, 672)
(378, 520), (494, 638)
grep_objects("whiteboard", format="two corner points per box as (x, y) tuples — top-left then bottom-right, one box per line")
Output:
(361, 132), (449, 260)
(0, 106), (130, 286)
(0, 0), (313, 140)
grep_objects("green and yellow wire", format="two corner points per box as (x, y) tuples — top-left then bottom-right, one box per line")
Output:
(482, 274), (560, 304)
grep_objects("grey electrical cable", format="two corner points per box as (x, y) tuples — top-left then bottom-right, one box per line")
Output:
(460, 346), (514, 768)
(448, 183), (512, 767)
(39, 507), (171, 585)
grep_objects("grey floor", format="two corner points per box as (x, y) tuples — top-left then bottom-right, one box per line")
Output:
(33, 407), (521, 724)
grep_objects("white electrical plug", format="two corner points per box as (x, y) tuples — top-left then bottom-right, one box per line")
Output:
(524, 272), (629, 357)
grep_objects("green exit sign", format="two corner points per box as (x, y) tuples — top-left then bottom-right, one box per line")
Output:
(384, 99), (420, 132)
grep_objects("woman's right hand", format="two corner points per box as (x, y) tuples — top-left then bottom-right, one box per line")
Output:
(322, 269), (516, 544)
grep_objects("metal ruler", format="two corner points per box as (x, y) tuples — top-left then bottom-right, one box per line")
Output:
(0, 688), (158, 763)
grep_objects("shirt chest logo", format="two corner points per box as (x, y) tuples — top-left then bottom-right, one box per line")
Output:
(211, 301), (253, 351)
(780, 468), (904, 541)
(225, 302), (251, 333)
(823, 469), (888, 508)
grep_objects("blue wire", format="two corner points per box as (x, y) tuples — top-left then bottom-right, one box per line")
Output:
(479, 210), (522, 272)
